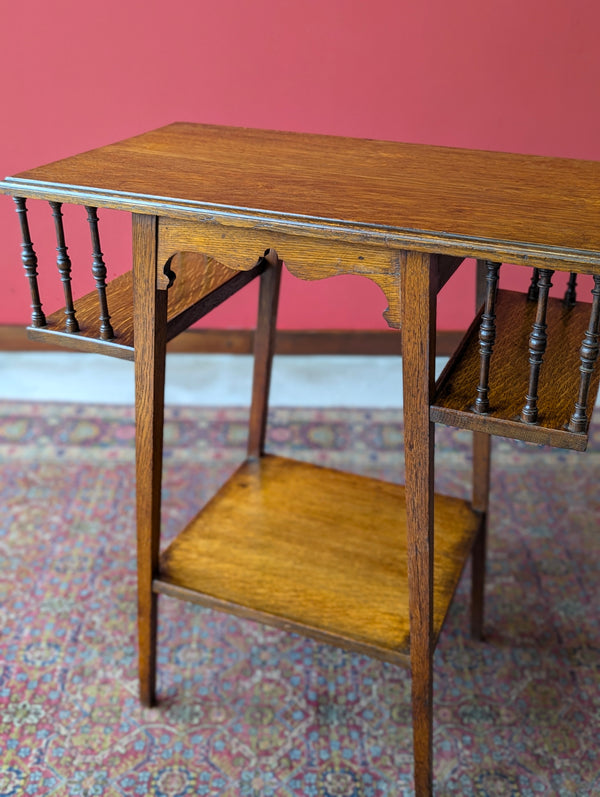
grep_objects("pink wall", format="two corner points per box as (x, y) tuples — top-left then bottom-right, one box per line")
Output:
(1, 0), (599, 330)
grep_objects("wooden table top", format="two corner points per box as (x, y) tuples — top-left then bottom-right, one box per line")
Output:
(2, 122), (600, 268)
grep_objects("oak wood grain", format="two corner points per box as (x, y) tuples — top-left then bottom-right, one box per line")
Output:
(157, 216), (403, 328)
(132, 214), (164, 708)
(247, 258), (282, 458)
(158, 455), (481, 663)
(470, 260), (492, 642)
(401, 251), (437, 797)
(471, 431), (490, 641)
(3, 123), (600, 270)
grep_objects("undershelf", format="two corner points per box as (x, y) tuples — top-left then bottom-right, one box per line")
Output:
(156, 454), (482, 665)
(431, 289), (600, 451)
(27, 253), (264, 360)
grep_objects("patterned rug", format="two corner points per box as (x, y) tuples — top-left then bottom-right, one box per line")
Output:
(0, 402), (598, 797)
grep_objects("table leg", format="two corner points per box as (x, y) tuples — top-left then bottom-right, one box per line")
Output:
(247, 254), (282, 458)
(401, 250), (436, 797)
(133, 214), (167, 707)
(471, 432), (490, 639)
(471, 260), (492, 640)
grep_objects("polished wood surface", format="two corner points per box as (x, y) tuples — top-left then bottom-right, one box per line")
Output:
(86, 206), (114, 340)
(132, 214), (165, 708)
(471, 431), (490, 641)
(49, 201), (78, 333)
(156, 215), (404, 328)
(400, 250), (438, 795)
(13, 197), (45, 328)
(521, 269), (554, 424)
(432, 289), (600, 449)
(3, 123), (600, 269)
(247, 257), (282, 458)
(568, 274), (600, 432)
(158, 455), (481, 662)
(470, 261), (493, 643)
(474, 261), (501, 414)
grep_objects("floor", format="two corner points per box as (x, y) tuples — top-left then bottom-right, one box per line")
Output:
(0, 352), (449, 407)
(3, 352), (598, 410)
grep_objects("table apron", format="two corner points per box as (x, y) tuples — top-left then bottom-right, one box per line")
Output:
(156, 216), (404, 329)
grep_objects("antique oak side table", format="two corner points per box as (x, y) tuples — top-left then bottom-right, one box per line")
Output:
(2, 124), (600, 796)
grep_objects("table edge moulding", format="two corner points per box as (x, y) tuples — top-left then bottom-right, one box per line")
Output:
(2, 122), (599, 797)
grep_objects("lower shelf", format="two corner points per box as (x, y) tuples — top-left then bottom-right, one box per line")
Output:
(156, 455), (482, 665)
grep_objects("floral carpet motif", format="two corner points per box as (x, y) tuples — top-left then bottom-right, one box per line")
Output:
(0, 402), (599, 796)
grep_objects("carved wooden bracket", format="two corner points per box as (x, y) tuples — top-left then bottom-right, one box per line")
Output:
(157, 217), (402, 329)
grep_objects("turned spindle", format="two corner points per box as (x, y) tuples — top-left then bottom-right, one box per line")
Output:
(14, 197), (46, 328)
(567, 275), (600, 433)
(473, 261), (501, 414)
(50, 202), (79, 333)
(527, 268), (540, 301)
(85, 206), (114, 340)
(563, 273), (578, 307)
(521, 269), (554, 424)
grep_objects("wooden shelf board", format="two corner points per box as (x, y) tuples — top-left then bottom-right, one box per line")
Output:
(431, 289), (600, 451)
(26, 253), (260, 359)
(28, 268), (136, 359)
(156, 455), (482, 664)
